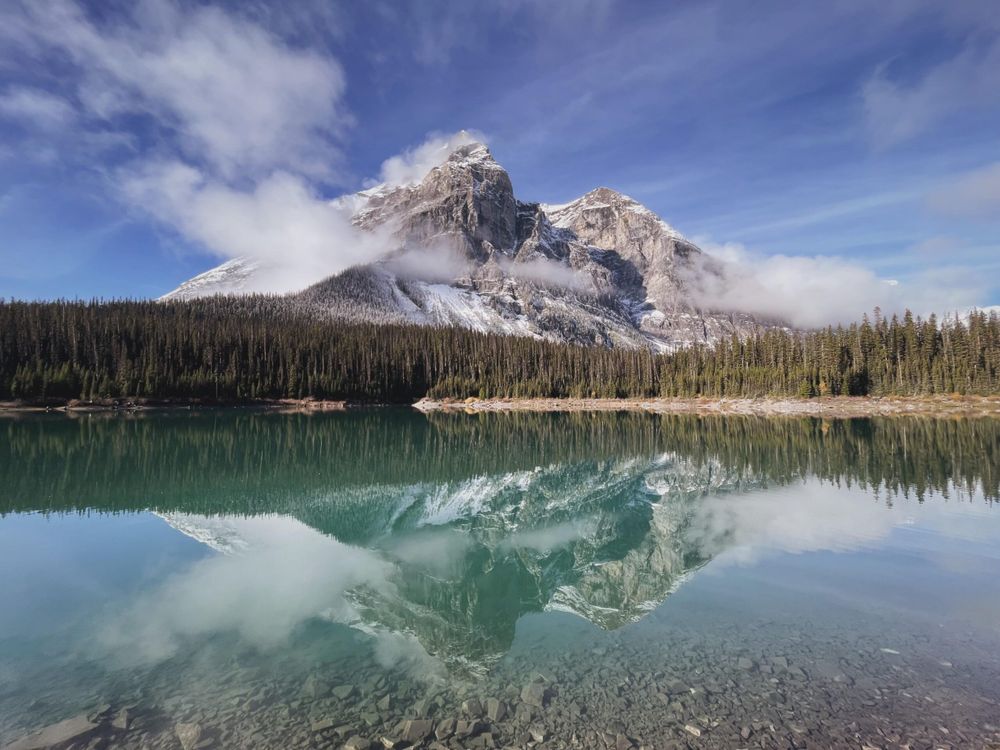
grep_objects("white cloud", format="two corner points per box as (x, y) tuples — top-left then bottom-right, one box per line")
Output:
(500, 256), (592, 291)
(374, 129), (486, 188)
(0, 3), (496, 293)
(9, 0), (348, 180)
(685, 479), (1000, 568)
(121, 160), (395, 294)
(926, 162), (1000, 221)
(97, 516), (394, 664)
(500, 520), (591, 552)
(384, 244), (472, 283)
(862, 39), (1000, 148)
(0, 86), (76, 130)
(120, 127), (481, 294)
(684, 241), (987, 327)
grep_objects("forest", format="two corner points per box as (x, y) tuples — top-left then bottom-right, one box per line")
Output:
(0, 297), (998, 402)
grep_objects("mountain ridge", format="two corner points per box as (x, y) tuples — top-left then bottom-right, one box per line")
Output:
(164, 142), (773, 350)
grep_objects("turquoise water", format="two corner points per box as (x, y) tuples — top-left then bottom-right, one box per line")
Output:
(1, 411), (999, 749)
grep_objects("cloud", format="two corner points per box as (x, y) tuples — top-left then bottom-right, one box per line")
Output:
(373, 129), (486, 188)
(121, 160), (395, 294)
(862, 38), (1000, 148)
(907, 235), (962, 257)
(684, 478), (1000, 568)
(0, 0), (365, 293)
(371, 630), (446, 680)
(926, 162), (1000, 221)
(0, 3), (494, 293)
(683, 241), (987, 327)
(500, 520), (590, 552)
(384, 244), (472, 283)
(97, 516), (394, 664)
(6, 0), (348, 180)
(500, 256), (592, 291)
(123, 127), (483, 294)
(0, 86), (76, 130)
(382, 1), (613, 67)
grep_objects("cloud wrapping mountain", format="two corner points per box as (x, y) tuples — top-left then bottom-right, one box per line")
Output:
(166, 140), (985, 346)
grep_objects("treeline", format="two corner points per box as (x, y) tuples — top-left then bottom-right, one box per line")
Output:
(0, 298), (998, 401)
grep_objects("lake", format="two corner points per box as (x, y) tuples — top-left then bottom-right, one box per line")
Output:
(1, 410), (999, 750)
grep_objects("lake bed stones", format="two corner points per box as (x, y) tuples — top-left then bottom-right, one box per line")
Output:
(520, 681), (549, 708)
(332, 684), (356, 700)
(175, 721), (203, 750)
(3, 714), (100, 750)
(399, 718), (434, 743)
(485, 697), (507, 721)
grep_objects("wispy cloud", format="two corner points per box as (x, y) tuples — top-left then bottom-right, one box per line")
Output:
(862, 39), (1000, 148)
(926, 162), (1000, 221)
(0, 86), (76, 130)
(2, 0), (349, 179)
(0, 1), (490, 294)
(381, 0), (614, 67)
(728, 187), (922, 238)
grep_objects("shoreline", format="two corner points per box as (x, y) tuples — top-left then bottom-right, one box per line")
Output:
(0, 397), (354, 414)
(2, 395), (1000, 418)
(413, 395), (1000, 418)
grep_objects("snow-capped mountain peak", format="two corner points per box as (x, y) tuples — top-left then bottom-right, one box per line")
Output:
(543, 186), (683, 242)
(162, 142), (768, 349)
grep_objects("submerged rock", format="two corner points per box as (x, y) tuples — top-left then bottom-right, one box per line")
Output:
(301, 674), (330, 699)
(110, 707), (130, 732)
(333, 684), (356, 700)
(520, 681), (549, 708)
(175, 721), (202, 750)
(485, 697), (507, 722)
(399, 719), (433, 743)
(454, 719), (482, 739)
(3, 714), (99, 750)
(435, 718), (456, 740)
(86, 705), (111, 723)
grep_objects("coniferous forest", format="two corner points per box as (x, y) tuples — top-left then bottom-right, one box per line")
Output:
(0, 298), (998, 403)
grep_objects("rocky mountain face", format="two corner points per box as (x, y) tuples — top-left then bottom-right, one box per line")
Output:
(164, 143), (769, 349)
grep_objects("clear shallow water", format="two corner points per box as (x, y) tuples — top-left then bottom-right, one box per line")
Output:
(1, 411), (999, 750)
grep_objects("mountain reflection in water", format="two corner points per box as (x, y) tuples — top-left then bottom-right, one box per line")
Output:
(2, 410), (997, 674)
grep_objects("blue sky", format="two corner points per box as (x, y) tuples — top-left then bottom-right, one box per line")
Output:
(0, 0), (998, 317)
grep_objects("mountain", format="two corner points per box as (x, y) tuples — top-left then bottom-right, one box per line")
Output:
(157, 449), (756, 673)
(164, 142), (770, 350)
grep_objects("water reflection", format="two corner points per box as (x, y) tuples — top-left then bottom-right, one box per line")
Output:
(57, 421), (990, 673)
(98, 517), (393, 665)
(2, 411), (1000, 748)
(3, 411), (997, 518)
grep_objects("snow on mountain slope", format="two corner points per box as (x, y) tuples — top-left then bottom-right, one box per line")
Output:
(164, 258), (264, 300)
(162, 142), (770, 348)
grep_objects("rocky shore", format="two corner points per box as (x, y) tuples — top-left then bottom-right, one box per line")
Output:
(5, 395), (1000, 419)
(0, 398), (351, 414)
(4, 611), (999, 750)
(413, 395), (1000, 419)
